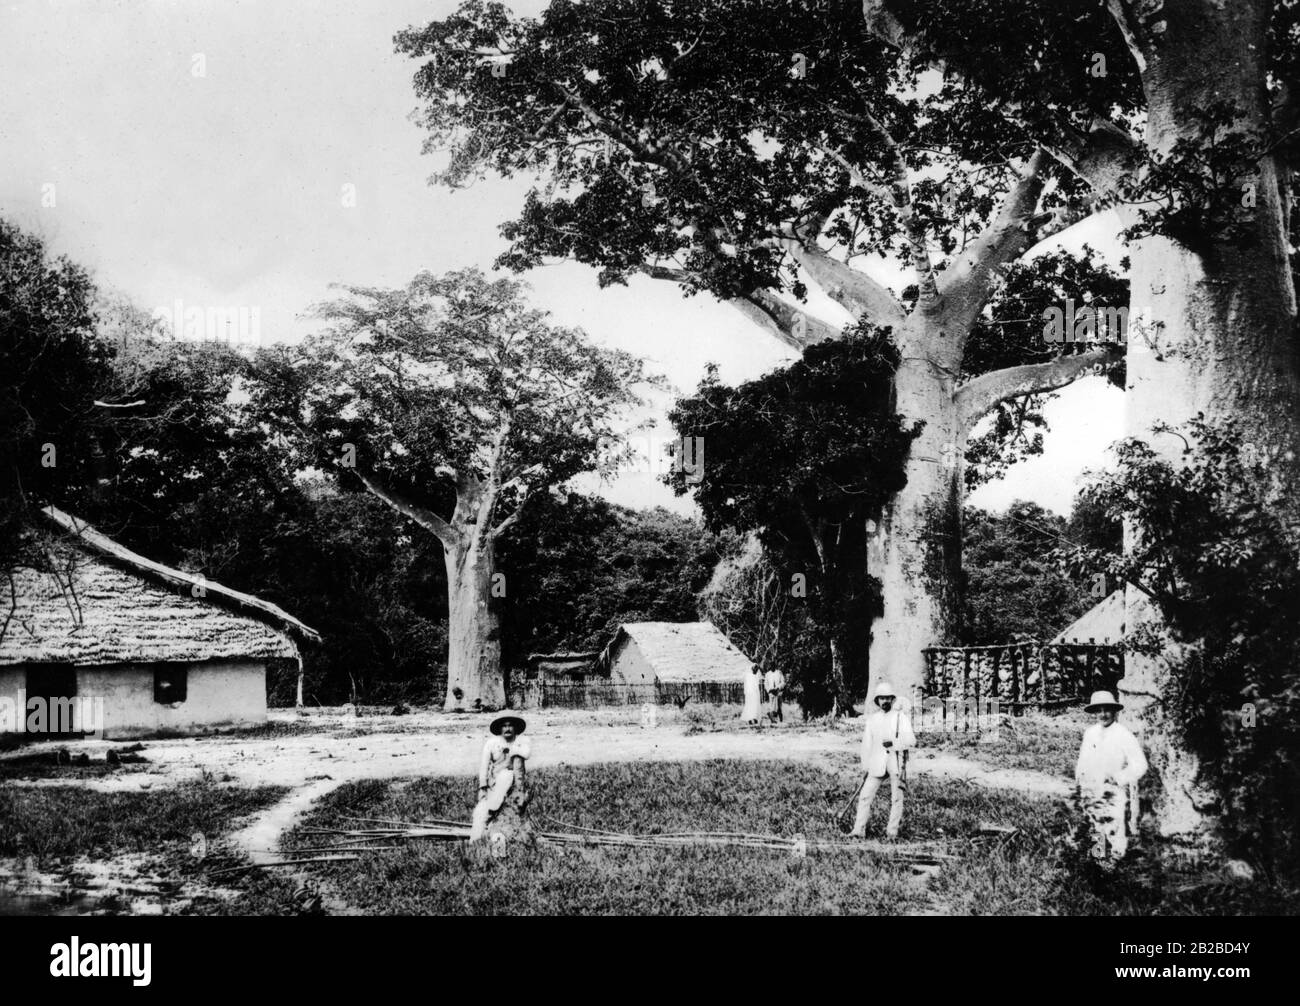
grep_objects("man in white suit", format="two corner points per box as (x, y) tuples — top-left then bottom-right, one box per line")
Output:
(1075, 690), (1147, 863)
(850, 680), (916, 839)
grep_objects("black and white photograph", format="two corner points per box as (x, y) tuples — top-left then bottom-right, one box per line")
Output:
(0, 0), (1295, 960)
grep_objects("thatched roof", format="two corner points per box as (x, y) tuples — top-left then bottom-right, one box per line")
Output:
(601, 621), (754, 683)
(0, 508), (320, 667)
(1050, 589), (1125, 645)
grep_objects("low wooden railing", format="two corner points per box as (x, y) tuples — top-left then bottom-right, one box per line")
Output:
(922, 640), (1122, 708)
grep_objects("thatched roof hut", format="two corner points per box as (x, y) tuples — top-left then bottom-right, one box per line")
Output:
(0, 508), (319, 739)
(597, 621), (754, 686)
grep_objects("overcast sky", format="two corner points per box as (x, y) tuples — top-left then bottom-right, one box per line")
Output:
(0, 0), (1126, 518)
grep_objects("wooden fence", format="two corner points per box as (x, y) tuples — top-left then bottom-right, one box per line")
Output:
(922, 640), (1122, 708)
(510, 680), (746, 710)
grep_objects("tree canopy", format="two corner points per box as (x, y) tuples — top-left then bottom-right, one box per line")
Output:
(250, 267), (648, 543)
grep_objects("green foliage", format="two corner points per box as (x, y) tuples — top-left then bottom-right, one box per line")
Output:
(1118, 101), (1268, 253)
(891, 0), (1299, 254)
(249, 268), (648, 520)
(397, 0), (937, 298)
(169, 480), (449, 706)
(0, 240), (707, 705)
(497, 492), (723, 665)
(1062, 419), (1300, 876)
(962, 501), (1096, 645)
(0, 220), (111, 555)
(400, 2), (1132, 488)
(666, 328), (919, 709)
(396, 0), (1110, 311)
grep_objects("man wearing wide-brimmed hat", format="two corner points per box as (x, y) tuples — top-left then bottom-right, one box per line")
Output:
(1075, 690), (1147, 863)
(849, 680), (916, 840)
(470, 714), (532, 842)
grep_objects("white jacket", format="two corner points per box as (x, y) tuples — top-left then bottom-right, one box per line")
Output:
(479, 734), (532, 788)
(1075, 721), (1147, 790)
(860, 707), (915, 778)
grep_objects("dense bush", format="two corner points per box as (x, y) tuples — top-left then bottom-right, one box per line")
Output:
(1063, 419), (1300, 876)
(496, 491), (723, 669)
(961, 501), (1101, 644)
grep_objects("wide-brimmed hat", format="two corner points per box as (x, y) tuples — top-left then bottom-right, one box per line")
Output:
(872, 681), (897, 702)
(1084, 691), (1123, 713)
(490, 714), (526, 736)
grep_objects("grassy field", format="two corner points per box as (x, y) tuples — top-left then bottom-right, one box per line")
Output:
(918, 709), (1085, 778)
(0, 781), (287, 862)
(207, 759), (1296, 917)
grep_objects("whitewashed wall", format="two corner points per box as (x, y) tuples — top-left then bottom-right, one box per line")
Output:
(0, 660), (267, 738)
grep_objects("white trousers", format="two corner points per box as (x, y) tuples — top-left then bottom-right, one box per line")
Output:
(470, 768), (515, 842)
(1081, 783), (1128, 860)
(851, 770), (905, 838)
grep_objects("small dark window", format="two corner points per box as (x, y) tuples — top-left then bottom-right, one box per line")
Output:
(154, 666), (187, 705)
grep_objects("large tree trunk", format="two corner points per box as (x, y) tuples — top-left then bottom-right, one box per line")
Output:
(867, 337), (964, 699)
(1120, 0), (1300, 837)
(828, 633), (855, 715)
(443, 531), (506, 712)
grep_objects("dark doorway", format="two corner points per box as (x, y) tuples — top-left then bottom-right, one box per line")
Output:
(24, 664), (82, 738)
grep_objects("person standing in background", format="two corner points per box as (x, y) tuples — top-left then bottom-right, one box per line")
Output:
(741, 665), (763, 725)
(763, 667), (787, 722)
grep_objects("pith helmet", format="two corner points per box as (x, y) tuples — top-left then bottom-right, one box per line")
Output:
(1084, 691), (1123, 713)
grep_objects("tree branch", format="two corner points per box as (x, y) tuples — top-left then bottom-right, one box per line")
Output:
(730, 290), (840, 351)
(938, 149), (1051, 336)
(1105, 0), (1149, 74)
(862, 0), (1142, 195)
(491, 500), (529, 540)
(636, 264), (838, 351)
(783, 241), (906, 327)
(855, 106), (938, 307)
(955, 346), (1123, 430)
(356, 470), (458, 548)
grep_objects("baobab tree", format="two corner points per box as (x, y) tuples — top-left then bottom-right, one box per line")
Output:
(396, 0), (1125, 698)
(857, 0), (1300, 836)
(250, 268), (647, 711)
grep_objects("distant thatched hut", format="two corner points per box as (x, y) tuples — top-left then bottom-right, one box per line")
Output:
(597, 621), (754, 687)
(1050, 589), (1125, 645)
(0, 507), (319, 739)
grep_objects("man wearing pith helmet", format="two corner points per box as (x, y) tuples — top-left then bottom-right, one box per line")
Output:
(850, 680), (916, 840)
(1075, 690), (1148, 863)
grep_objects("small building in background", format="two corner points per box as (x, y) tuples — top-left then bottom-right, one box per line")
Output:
(524, 651), (600, 682)
(0, 507), (319, 740)
(1050, 589), (1125, 645)
(598, 621), (754, 687)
